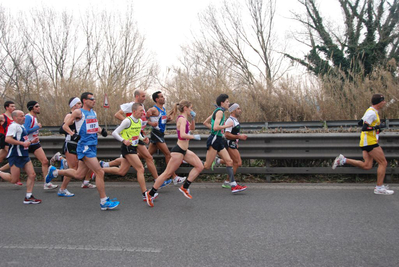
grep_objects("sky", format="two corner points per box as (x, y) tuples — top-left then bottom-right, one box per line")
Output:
(0, 0), (342, 71)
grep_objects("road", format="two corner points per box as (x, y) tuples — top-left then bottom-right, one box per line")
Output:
(0, 182), (398, 267)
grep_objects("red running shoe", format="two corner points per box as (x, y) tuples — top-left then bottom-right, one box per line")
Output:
(179, 185), (192, 199)
(231, 184), (247, 193)
(23, 195), (42, 204)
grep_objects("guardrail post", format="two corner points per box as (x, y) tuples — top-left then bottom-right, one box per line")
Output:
(265, 159), (271, 182)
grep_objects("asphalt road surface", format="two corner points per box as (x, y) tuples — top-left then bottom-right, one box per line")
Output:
(1, 182), (398, 267)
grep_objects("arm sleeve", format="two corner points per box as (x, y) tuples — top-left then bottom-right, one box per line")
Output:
(112, 118), (131, 142)
(6, 123), (17, 137)
(23, 115), (40, 134)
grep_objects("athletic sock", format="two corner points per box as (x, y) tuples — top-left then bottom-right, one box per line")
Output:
(26, 192), (32, 198)
(183, 180), (192, 189)
(103, 162), (110, 168)
(149, 187), (157, 197)
(83, 180), (89, 185)
(100, 197), (108, 205)
(227, 166), (234, 183)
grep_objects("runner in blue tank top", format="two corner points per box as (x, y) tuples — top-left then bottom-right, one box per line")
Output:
(147, 91), (186, 186)
(45, 92), (120, 210)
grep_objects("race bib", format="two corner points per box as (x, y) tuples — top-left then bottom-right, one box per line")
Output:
(86, 118), (99, 134)
(161, 115), (167, 125)
(131, 136), (139, 146)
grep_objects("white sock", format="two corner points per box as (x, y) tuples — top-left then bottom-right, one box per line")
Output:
(53, 169), (58, 177)
(103, 162), (110, 168)
(100, 197), (108, 204)
(83, 180), (89, 185)
(26, 192), (32, 198)
(230, 181), (237, 187)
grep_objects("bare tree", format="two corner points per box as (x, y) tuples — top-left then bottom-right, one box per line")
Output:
(198, 0), (288, 92)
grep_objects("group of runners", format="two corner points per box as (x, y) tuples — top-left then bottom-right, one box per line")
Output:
(0, 92), (393, 210)
(0, 90), (249, 210)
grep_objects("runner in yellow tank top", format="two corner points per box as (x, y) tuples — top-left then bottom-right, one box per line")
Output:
(332, 94), (393, 195)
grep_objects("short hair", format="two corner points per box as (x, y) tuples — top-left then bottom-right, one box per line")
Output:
(80, 92), (93, 102)
(132, 102), (142, 111)
(152, 91), (162, 102)
(4, 101), (14, 109)
(27, 100), (38, 111)
(216, 94), (229, 106)
(11, 110), (22, 119)
(371, 94), (385, 105)
(134, 89), (143, 98)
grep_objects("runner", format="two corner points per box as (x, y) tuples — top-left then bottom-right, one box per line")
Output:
(0, 101), (21, 185)
(45, 92), (120, 210)
(50, 97), (96, 197)
(207, 103), (248, 189)
(146, 91), (186, 185)
(203, 94), (247, 193)
(145, 100), (203, 207)
(332, 93), (394, 195)
(111, 102), (154, 201)
(24, 101), (58, 190)
(5, 110), (41, 204)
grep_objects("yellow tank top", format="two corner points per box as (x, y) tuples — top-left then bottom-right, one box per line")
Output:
(359, 107), (380, 147)
(120, 117), (142, 147)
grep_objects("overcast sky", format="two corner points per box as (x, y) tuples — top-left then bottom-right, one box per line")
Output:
(0, 0), (342, 71)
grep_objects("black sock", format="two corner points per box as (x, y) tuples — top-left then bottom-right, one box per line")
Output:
(183, 180), (192, 189)
(149, 187), (157, 197)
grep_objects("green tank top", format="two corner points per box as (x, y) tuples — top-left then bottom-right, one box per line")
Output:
(120, 117), (142, 146)
(211, 107), (225, 137)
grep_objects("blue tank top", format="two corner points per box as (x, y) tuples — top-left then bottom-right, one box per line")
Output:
(75, 108), (99, 146)
(7, 123), (29, 158)
(154, 105), (167, 133)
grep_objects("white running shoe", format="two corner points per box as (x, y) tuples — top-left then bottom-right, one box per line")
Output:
(173, 175), (186, 185)
(81, 182), (97, 189)
(44, 182), (58, 190)
(374, 185), (394, 195)
(50, 152), (62, 165)
(332, 154), (345, 169)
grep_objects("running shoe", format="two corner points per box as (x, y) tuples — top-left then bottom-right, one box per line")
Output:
(23, 195), (42, 204)
(173, 175), (186, 185)
(90, 172), (96, 180)
(231, 184), (247, 193)
(142, 192), (158, 202)
(211, 157), (220, 171)
(100, 199), (120, 211)
(81, 182), (96, 189)
(332, 154), (345, 169)
(159, 178), (172, 189)
(222, 181), (231, 189)
(179, 185), (193, 199)
(374, 185), (394, 195)
(50, 152), (61, 165)
(14, 181), (23, 186)
(45, 166), (57, 183)
(99, 161), (106, 168)
(145, 191), (154, 207)
(58, 189), (75, 197)
(44, 182), (58, 190)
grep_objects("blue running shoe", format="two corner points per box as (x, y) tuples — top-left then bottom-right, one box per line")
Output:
(99, 161), (105, 168)
(100, 199), (120, 211)
(45, 166), (57, 183)
(159, 178), (172, 189)
(57, 189), (75, 197)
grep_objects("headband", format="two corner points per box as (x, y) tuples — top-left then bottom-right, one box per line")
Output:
(228, 103), (240, 113)
(69, 97), (81, 108)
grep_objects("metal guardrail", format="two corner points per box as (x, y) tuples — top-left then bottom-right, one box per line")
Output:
(37, 132), (399, 182)
(41, 119), (399, 133)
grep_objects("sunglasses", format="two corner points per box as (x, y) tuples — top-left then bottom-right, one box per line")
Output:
(87, 98), (95, 101)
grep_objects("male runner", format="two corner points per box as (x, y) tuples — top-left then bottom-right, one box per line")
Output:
(146, 91), (186, 185)
(203, 94), (247, 193)
(332, 93), (394, 195)
(5, 110), (41, 204)
(24, 101), (57, 190)
(46, 92), (119, 210)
